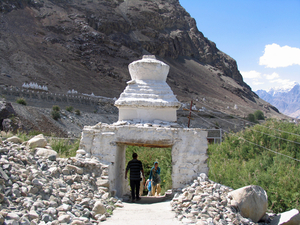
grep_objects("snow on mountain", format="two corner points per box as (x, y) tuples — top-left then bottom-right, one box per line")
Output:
(267, 82), (299, 96)
(255, 82), (300, 119)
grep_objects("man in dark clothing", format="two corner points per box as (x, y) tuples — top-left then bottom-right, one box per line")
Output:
(125, 153), (145, 202)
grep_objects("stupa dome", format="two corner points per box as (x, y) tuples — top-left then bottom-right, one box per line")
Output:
(128, 55), (169, 81)
(114, 55), (181, 122)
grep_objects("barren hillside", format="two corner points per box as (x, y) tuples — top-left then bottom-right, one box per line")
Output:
(0, 0), (290, 134)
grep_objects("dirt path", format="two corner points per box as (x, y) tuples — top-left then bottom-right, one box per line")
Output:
(103, 201), (182, 225)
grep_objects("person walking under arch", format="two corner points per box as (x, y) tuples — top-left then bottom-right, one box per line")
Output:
(149, 161), (161, 196)
(125, 153), (145, 202)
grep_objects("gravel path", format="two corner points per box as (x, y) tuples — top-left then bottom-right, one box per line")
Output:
(103, 201), (182, 225)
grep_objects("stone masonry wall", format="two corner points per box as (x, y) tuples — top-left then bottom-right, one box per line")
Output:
(0, 86), (113, 113)
(79, 123), (208, 197)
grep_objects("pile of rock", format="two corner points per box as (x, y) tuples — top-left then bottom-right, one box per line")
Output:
(171, 173), (300, 225)
(0, 134), (123, 225)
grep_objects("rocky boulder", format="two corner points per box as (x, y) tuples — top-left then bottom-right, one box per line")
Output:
(35, 148), (58, 158)
(270, 209), (300, 225)
(27, 134), (47, 149)
(5, 136), (22, 144)
(0, 101), (23, 132)
(2, 117), (24, 133)
(228, 185), (268, 222)
(0, 101), (15, 123)
(92, 201), (106, 216)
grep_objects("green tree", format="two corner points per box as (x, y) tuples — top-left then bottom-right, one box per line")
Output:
(52, 105), (60, 111)
(247, 113), (256, 123)
(51, 110), (60, 120)
(254, 110), (264, 120)
(66, 106), (73, 112)
(51, 105), (61, 120)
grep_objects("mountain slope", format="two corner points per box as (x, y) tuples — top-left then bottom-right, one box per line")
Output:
(0, 0), (286, 119)
(256, 83), (300, 119)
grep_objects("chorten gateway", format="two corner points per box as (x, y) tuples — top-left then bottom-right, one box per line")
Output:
(115, 55), (181, 122)
(80, 55), (208, 198)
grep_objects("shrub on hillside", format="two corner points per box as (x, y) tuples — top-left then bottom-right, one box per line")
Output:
(75, 109), (81, 116)
(51, 110), (60, 120)
(16, 98), (27, 105)
(50, 138), (79, 157)
(247, 113), (257, 123)
(208, 119), (300, 213)
(52, 105), (60, 111)
(254, 110), (265, 120)
(66, 106), (73, 112)
(247, 110), (265, 123)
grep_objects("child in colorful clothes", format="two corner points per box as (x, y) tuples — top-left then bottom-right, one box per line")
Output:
(148, 161), (161, 196)
(145, 179), (152, 196)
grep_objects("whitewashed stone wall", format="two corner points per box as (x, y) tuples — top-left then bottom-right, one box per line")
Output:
(80, 123), (208, 197)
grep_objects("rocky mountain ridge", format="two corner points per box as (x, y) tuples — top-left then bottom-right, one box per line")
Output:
(256, 83), (300, 119)
(0, 0), (286, 121)
(266, 82), (299, 96)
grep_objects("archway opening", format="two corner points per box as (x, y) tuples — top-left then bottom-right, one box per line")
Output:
(125, 145), (173, 197)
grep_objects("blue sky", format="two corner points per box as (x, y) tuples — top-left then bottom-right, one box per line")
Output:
(179, 0), (300, 91)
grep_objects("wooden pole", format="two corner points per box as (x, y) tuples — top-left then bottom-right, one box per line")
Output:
(188, 100), (193, 128)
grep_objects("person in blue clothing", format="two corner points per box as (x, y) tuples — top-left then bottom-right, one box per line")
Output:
(145, 178), (151, 196)
(149, 161), (161, 196)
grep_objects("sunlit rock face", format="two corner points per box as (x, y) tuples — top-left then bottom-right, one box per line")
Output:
(115, 55), (181, 122)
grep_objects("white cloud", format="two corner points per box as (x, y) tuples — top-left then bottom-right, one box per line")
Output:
(270, 79), (295, 89)
(267, 79), (298, 91)
(252, 81), (264, 85)
(270, 78), (296, 86)
(264, 72), (280, 80)
(241, 70), (261, 79)
(259, 43), (300, 68)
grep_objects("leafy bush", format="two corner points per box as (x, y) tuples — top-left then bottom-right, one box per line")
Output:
(51, 110), (61, 120)
(52, 105), (60, 111)
(50, 138), (79, 158)
(247, 110), (265, 123)
(51, 105), (61, 120)
(75, 109), (81, 116)
(66, 106), (73, 112)
(254, 110), (265, 120)
(16, 98), (27, 105)
(126, 146), (172, 195)
(247, 113), (257, 123)
(208, 119), (300, 213)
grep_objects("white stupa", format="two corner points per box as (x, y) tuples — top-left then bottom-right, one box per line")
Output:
(114, 55), (181, 122)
